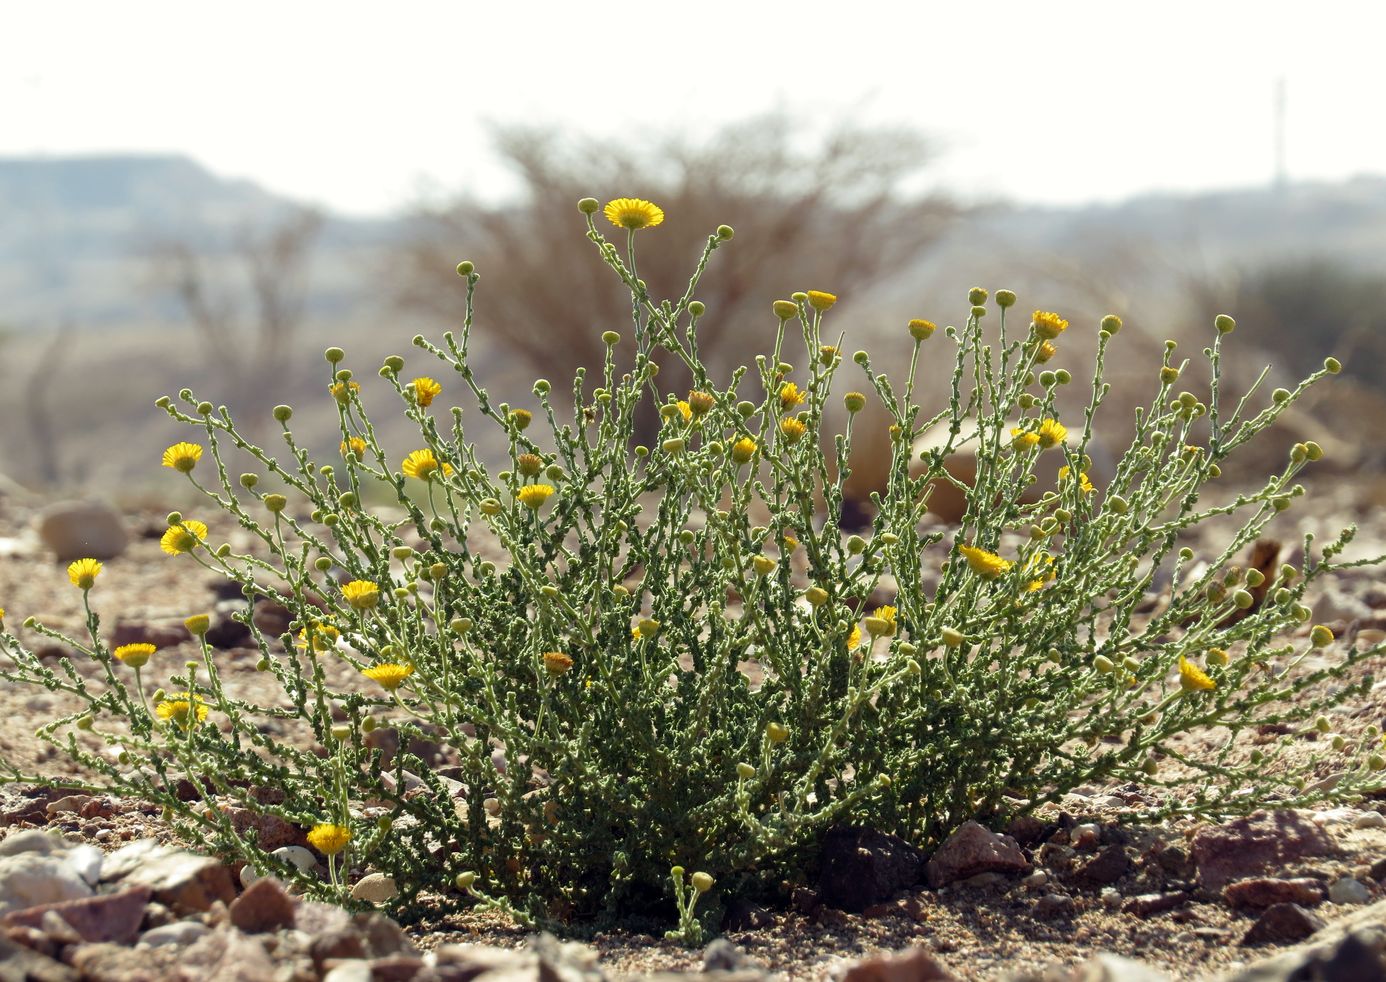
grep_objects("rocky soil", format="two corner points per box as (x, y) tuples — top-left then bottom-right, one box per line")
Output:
(4, 485), (1386, 981)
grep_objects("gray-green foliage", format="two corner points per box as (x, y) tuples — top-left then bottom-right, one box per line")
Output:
(1, 202), (1382, 938)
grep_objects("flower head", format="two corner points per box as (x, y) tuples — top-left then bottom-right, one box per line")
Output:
(307, 823), (352, 856)
(113, 643), (155, 668)
(362, 663), (414, 691)
(161, 442), (203, 473)
(675, 400), (693, 423)
(1036, 418), (1067, 449)
(1032, 310), (1070, 341)
(401, 449), (453, 481)
(959, 544), (1012, 579)
(330, 380), (361, 405)
(410, 376), (442, 407)
(340, 436), (368, 458)
(342, 580), (381, 611)
(778, 382), (807, 411)
(846, 624), (862, 650)
(687, 391), (715, 417)
(779, 417), (808, 444)
(908, 319), (936, 341)
(1011, 428), (1040, 451)
(517, 484), (555, 510)
(1025, 553), (1057, 592)
(543, 651), (574, 676)
(1036, 340), (1057, 363)
(509, 408), (533, 431)
(731, 437), (758, 464)
(1178, 655), (1216, 693)
(160, 519), (208, 556)
(864, 605), (897, 638)
(67, 558), (103, 590)
(155, 692), (209, 729)
(296, 622), (341, 653)
(1059, 464), (1096, 495)
(604, 198), (664, 231)
(807, 291), (837, 312)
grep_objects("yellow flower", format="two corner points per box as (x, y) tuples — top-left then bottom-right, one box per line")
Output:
(778, 382), (806, 411)
(604, 198), (664, 231)
(340, 436), (368, 457)
(509, 408), (533, 431)
(1011, 428), (1040, 451)
(676, 400), (693, 423)
(807, 290), (837, 312)
(1059, 465), (1096, 494)
(155, 692), (209, 728)
(330, 381), (361, 405)
(1025, 553), (1056, 592)
(687, 391), (716, 416)
(410, 376), (442, 407)
(307, 823), (352, 857)
(401, 449), (453, 481)
(779, 417), (807, 443)
(863, 605), (898, 639)
(959, 544), (1012, 579)
(1032, 310), (1069, 341)
(908, 319), (936, 341)
(1036, 340), (1057, 363)
(543, 651), (574, 676)
(342, 580), (381, 611)
(161, 442), (203, 473)
(1036, 418), (1067, 449)
(1178, 655), (1216, 693)
(0, 607), (6, 629)
(160, 519), (208, 556)
(731, 437), (757, 464)
(846, 624), (862, 650)
(113, 643), (155, 668)
(362, 663), (414, 691)
(517, 484), (556, 510)
(296, 622), (341, 653)
(67, 558), (103, 590)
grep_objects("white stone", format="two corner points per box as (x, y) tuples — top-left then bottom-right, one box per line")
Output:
(67, 844), (104, 885)
(1353, 812), (1386, 829)
(350, 872), (399, 903)
(323, 960), (373, 982)
(0, 853), (94, 915)
(271, 845), (319, 873)
(1329, 876), (1372, 905)
(139, 921), (212, 948)
(33, 499), (129, 561)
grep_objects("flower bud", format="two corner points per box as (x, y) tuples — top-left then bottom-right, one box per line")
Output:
(197, 401), (214, 415)
(716, 225), (734, 240)
(1100, 314), (1122, 335)
(1093, 655), (1115, 674)
(995, 289), (1017, 308)
(577, 198), (599, 215)
(688, 300), (706, 316)
(1214, 314), (1236, 334)
(844, 391), (866, 414)
(383, 355), (405, 373)
(662, 438), (685, 454)
(273, 405), (293, 422)
(331, 724), (352, 742)
(773, 300), (798, 320)
(1325, 357), (1342, 374)
(185, 614), (211, 636)
(324, 346), (345, 364)
(804, 586), (829, 607)
(752, 555), (776, 576)
(479, 498), (501, 516)
(941, 626), (965, 647)
(455, 871), (478, 890)
(846, 535), (867, 555)
(1304, 441), (1324, 461)
(766, 722), (789, 744)
(968, 287), (988, 305)
(908, 319), (936, 341)
(264, 494), (288, 513)
(736, 762), (756, 780)
(602, 330), (621, 346)
(1207, 647), (1229, 667)
(1160, 367), (1179, 384)
(1311, 625), (1334, 647)
(691, 871), (715, 893)
(1233, 589), (1255, 609)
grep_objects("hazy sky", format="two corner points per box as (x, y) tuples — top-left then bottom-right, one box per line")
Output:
(4, 1), (1383, 216)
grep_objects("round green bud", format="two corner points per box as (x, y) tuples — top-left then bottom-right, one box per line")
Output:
(456, 260), (475, 276)
(846, 535), (867, 555)
(1273, 388), (1291, 404)
(804, 586), (829, 607)
(970, 305), (988, 319)
(532, 379), (551, 397)
(1272, 496), (1292, 512)
(688, 300), (706, 317)
(633, 446), (649, 458)
(256, 657), (270, 672)
(264, 494), (288, 513)
(1304, 441), (1324, 461)
(737, 401), (756, 418)
(1038, 371), (1056, 388)
(1290, 443), (1309, 464)
(716, 225), (734, 241)
(968, 287), (988, 305)
(391, 545), (415, 561)
(736, 762), (756, 780)
(330, 724), (352, 742)
(1214, 314), (1236, 334)
(272, 405), (293, 422)
(1332, 734), (1347, 751)
(166, 511), (184, 527)
(662, 438), (685, 454)
(1054, 508), (1072, 524)
(941, 626), (965, 647)
(1093, 655), (1115, 674)
(154, 395), (172, 409)
(995, 289), (1017, 308)
(1208, 463), (1221, 477)
(1160, 366), (1179, 384)
(314, 556), (333, 572)
(766, 722), (790, 744)
(1054, 369), (1072, 385)
(843, 391), (867, 413)
(455, 871), (478, 890)
(1207, 647), (1229, 667)
(602, 330), (621, 346)
(1108, 495), (1129, 515)
(1233, 589), (1255, 609)
(1294, 604), (1313, 623)
(691, 871), (715, 893)
(1325, 356), (1342, 374)
(337, 491), (357, 509)
(773, 300), (798, 320)
(1310, 625), (1334, 648)
(1370, 755), (1386, 772)
(1100, 314), (1122, 335)
(322, 513), (339, 528)
(853, 350), (870, 366)
(193, 401), (213, 417)
(383, 355), (405, 374)
(75, 714), (94, 731)
(791, 291), (807, 302)
(1245, 568), (1265, 588)
(215, 543), (231, 558)
(577, 198), (599, 215)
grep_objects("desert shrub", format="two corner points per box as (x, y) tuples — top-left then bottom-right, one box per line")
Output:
(2, 198), (1383, 941)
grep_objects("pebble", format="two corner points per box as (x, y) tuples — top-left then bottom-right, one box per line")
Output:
(1101, 887), (1123, 910)
(138, 921), (211, 949)
(350, 872), (399, 903)
(0, 852), (94, 915)
(1022, 870), (1049, 890)
(34, 499), (129, 560)
(1072, 823), (1102, 850)
(1328, 876), (1372, 904)
(1354, 812), (1386, 829)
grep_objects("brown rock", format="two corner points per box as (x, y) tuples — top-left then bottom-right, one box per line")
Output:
(1, 886), (151, 944)
(842, 946), (956, 982)
(100, 840), (236, 914)
(1242, 902), (1324, 945)
(108, 620), (191, 651)
(223, 808), (306, 852)
(34, 500), (128, 561)
(926, 821), (1030, 888)
(353, 912), (414, 957)
(1122, 891), (1191, 918)
(1191, 811), (1337, 888)
(68, 941), (180, 981)
(310, 928), (367, 971)
(1224, 876), (1327, 910)
(179, 927), (278, 981)
(819, 826), (925, 912)
(0, 933), (72, 981)
(1076, 844), (1131, 885)
(368, 954), (426, 981)
(228, 878), (296, 933)
(204, 610), (253, 650)
(1032, 894), (1077, 920)
(251, 599), (293, 638)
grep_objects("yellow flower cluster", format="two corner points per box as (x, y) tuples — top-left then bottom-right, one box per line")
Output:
(113, 643), (155, 668)
(1033, 310), (1069, 341)
(959, 545), (1012, 579)
(342, 581), (381, 611)
(517, 484), (555, 510)
(307, 823), (352, 856)
(161, 520), (208, 556)
(401, 449), (453, 481)
(410, 376), (442, 407)
(362, 663), (414, 691)
(156, 692), (209, 728)
(778, 382), (806, 411)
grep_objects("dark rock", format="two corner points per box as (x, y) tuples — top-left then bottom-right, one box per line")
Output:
(204, 610), (253, 650)
(722, 900), (775, 932)
(1076, 844), (1131, 886)
(108, 620), (191, 651)
(1242, 902), (1324, 945)
(925, 820), (1030, 888)
(819, 826), (925, 912)
(1032, 894), (1077, 920)
(251, 599), (293, 638)
(365, 728), (401, 770)
(1192, 810), (1337, 888)
(1122, 891), (1191, 918)
(368, 954), (426, 981)
(180, 927), (278, 981)
(353, 912), (414, 957)
(1224, 876), (1327, 910)
(99, 840), (236, 914)
(1003, 816), (1048, 847)
(789, 887), (821, 916)
(703, 939), (759, 972)
(1, 886), (150, 944)
(229, 878), (296, 933)
(1317, 932), (1386, 982)
(311, 929), (368, 971)
(842, 946), (957, 981)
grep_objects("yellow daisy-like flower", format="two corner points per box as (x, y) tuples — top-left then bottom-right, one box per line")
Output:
(307, 823), (352, 856)
(67, 558), (103, 590)
(1036, 418), (1067, 449)
(1032, 310), (1070, 341)
(160, 519), (209, 556)
(362, 663), (414, 691)
(340, 436), (368, 458)
(155, 692), (209, 728)
(687, 391), (715, 417)
(401, 449), (453, 481)
(779, 417), (808, 443)
(604, 198), (664, 231)
(543, 651), (574, 676)
(1036, 340), (1058, 363)
(161, 442), (203, 473)
(517, 484), (555, 510)
(846, 624), (862, 650)
(113, 643), (155, 668)
(296, 622), (341, 653)
(864, 605), (897, 638)
(676, 400), (693, 423)
(908, 319), (936, 341)
(410, 376), (442, 407)
(342, 580), (381, 611)
(1178, 655), (1216, 693)
(806, 291), (837, 312)
(1024, 553), (1056, 592)
(731, 437), (757, 464)
(509, 408), (533, 431)
(330, 381), (361, 405)
(959, 544), (1013, 579)
(778, 382), (807, 411)
(1011, 428), (1040, 451)
(1059, 465), (1096, 495)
